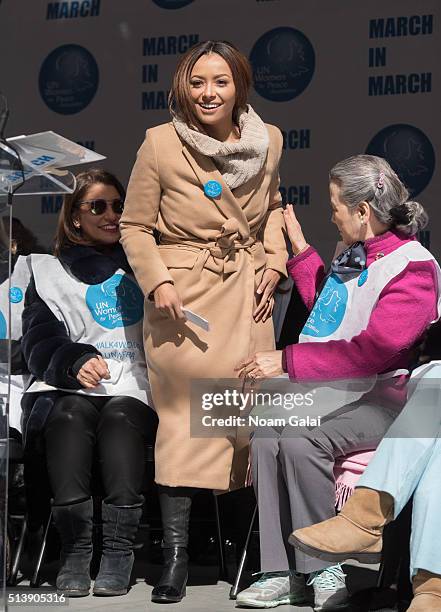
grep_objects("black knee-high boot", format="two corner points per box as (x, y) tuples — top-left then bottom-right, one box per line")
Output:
(52, 498), (93, 597)
(151, 486), (195, 604)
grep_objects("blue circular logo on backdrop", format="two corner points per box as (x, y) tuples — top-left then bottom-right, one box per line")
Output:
(250, 27), (315, 101)
(86, 274), (144, 329)
(302, 274), (348, 338)
(152, 0), (194, 7)
(0, 311), (6, 340)
(9, 287), (23, 303)
(366, 124), (435, 197)
(39, 44), (99, 115)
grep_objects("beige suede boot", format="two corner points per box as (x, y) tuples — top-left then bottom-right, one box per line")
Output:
(408, 570), (441, 611)
(288, 487), (394, 564)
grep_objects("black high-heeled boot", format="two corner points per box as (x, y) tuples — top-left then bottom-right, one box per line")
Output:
(151, 486), (195, 604)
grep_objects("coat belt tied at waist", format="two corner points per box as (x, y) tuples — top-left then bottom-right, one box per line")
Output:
(159, 218), (263, 276)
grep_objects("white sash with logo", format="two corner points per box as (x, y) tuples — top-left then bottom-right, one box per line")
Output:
(27, 254), (152, 407)
(300, 241), (441, 345)
(0, 255), (31, 341)
(0, 255), (32, 431)
(270, 242), (441, 420)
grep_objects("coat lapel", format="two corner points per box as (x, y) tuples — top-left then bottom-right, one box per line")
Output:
(182, 144), (250, 240)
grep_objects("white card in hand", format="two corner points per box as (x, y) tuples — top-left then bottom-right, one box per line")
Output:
(182, 308), (210, 331)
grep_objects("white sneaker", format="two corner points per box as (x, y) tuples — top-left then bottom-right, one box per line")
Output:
(307, 564), (349, 611)
(236, 571), (312, 608)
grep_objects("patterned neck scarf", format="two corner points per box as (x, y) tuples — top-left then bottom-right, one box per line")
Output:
(314, 242), (367, 301)
(330, 241), (367, 275)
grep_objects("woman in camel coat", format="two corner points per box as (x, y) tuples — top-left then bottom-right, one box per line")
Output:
(120, 40), (287, 603)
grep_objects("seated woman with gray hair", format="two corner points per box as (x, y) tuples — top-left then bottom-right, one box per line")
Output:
(235, 155), (441, 611)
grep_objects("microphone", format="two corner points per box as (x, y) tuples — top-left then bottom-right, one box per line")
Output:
(0, 92), (9, 141)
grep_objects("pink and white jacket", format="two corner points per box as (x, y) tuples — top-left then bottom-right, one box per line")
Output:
(283, 231), (439, 406)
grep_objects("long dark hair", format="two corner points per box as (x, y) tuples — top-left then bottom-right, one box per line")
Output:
(54, 168), (125, 256)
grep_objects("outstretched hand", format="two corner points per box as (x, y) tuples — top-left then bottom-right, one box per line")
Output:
(283, 204), (309, 255)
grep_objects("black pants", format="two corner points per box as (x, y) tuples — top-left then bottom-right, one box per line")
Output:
(43, 394), (157, 507)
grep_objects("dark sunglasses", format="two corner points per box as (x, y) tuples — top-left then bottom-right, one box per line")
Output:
(78, 198), (124, 216)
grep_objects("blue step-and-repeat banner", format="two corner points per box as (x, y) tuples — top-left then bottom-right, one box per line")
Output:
(0, 0), (439, 261)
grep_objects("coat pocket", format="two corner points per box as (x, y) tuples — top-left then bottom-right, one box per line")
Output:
(158, 245), (200, 270)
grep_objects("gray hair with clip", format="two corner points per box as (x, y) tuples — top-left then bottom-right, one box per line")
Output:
(329, 154), (428, 236)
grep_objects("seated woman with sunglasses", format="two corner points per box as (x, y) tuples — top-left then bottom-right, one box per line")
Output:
(21, 169), (157, 597)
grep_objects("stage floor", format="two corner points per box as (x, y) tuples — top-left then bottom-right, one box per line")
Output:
(9, 558), (379, 612)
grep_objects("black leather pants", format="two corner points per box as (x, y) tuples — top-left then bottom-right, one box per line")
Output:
(44, 393), (157, 507)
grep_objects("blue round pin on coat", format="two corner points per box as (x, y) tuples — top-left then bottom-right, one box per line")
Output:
(9, 287), (24, 303)
(204, 180), (222, 198)
(358, 269), (368, 287)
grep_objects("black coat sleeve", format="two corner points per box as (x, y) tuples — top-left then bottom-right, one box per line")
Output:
(21, 277), (100, 389)
(0, 339), (27, 374)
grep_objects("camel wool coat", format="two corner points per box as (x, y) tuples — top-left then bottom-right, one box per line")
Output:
(120, 121), (287, 491)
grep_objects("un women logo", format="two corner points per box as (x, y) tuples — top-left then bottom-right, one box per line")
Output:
(86, 274), (144, 329)
(301, 275), (348, 338)
(250, 27), (315, 101)
(366, 124), (435, 197)
(39, 44), (99, 115)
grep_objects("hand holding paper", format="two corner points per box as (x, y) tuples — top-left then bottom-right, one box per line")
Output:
(182, 308), (210, 332)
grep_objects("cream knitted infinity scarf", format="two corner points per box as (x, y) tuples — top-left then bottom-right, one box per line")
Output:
(173, 105), (269, 190)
